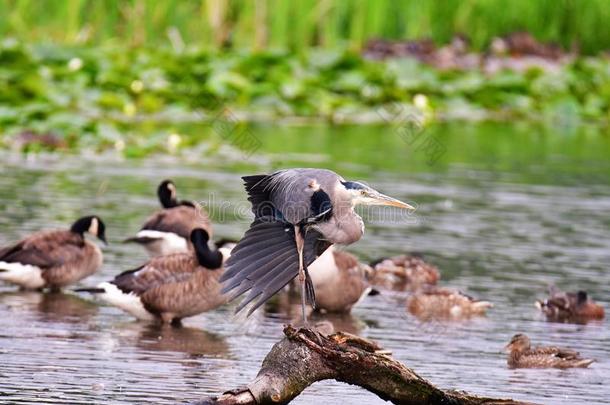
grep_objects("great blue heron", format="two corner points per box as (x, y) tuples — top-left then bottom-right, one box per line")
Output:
(220, 168), (414, 323)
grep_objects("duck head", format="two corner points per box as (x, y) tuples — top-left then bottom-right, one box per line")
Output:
(505, 333), (531, 353)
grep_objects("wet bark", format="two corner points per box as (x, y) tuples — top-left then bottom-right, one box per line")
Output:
(195, 325), (536, 405)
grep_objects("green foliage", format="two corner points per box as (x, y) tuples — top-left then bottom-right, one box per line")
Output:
(1, 40), (610, 155)
(2, 0), (610, 54)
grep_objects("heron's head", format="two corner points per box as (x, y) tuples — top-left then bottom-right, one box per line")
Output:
(342, 181), (414, 210)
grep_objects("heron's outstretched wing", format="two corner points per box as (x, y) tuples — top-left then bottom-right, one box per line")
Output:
(220, 216), (331, 315)
(242, 175), (275, 218)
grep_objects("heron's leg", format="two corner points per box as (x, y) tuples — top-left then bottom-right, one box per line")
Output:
(294, 226), (307, 325)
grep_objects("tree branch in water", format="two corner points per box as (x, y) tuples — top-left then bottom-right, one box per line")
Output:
(195, 325), (536, 405)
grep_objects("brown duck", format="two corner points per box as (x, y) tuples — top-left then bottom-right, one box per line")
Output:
(0, 216), (106, 290)
(505, 334), (595, 369)
(125, 179), (212, 256)
(407, 286), (492, 319)
(307, 246), (376, 313)
(80, 229), (232, 325)
(536, 286), (604, 322)
(369, 253), (440, 291)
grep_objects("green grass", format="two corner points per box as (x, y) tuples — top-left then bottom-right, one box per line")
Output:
(2, 0), (610, 54)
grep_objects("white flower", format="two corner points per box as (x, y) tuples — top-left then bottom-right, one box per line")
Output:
(130, 80), (144, 93)
(413, 94), (429, 110)
(123, 102), (136, 117)
(68, 57), (83, 71)
(114, 139), (125, 151)
(167, 133), (182, 152)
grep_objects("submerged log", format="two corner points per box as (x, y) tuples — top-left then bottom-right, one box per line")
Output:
(196, 325), (535, 405)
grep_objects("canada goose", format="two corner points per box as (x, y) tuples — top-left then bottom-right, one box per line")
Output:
(369, 254), (440, 291)
(407, 286), (493, 319)
(307, 246), (376, 313)
(505, 334), (595, 369)
(125, 180), (212, 256)
(79, 229), (232, 325)
(536, 286), (604, 322)
(0, 216), (106, 290)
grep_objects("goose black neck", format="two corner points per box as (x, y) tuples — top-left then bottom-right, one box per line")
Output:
(192, 235), (223, 270)
(70, 217), (91, 236)
(158, 183), (179, 208)
(159, 193), (178, 208)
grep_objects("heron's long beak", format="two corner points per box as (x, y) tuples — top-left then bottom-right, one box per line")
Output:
(371, 192), (415, 210)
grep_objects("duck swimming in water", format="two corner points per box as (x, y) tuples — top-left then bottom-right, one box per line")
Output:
(307, 246), (376, 313)
(407, 286), (492, 319)
(505, 334), (595, 369)
(536, 285), (604, 322)
(369, 253), (439, 291)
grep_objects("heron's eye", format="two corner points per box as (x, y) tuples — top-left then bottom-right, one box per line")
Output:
(360, 190), (366, 196)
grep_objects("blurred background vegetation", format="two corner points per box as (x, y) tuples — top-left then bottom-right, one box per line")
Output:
(2, 0), (610, 53)
(1, 0), (610, 155)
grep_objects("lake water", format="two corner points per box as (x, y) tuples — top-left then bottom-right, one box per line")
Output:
(0, 122), (608, 404)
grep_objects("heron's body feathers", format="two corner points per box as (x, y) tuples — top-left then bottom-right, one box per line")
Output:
(244, 169), (341, 224)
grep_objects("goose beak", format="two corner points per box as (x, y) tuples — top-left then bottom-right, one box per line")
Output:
(99, 235), (108, 245)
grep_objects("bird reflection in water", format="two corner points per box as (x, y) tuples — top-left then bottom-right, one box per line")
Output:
(134, 323), (230, 359)
(0, 291), (99, 324)
(38, 292), (99, 323)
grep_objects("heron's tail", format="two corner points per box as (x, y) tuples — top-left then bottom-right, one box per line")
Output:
(220, 216), (330, 316)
